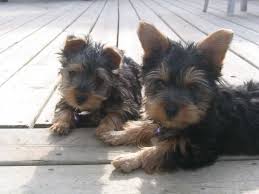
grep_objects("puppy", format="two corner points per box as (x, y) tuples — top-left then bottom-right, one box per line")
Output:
(101, 22), (259, 174)
(50, 35), (142, 138)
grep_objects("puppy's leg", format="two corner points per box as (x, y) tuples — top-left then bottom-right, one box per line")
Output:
(99, 120), (158, 146)
(95, 113), (124, 138)
(113, 137), (218, 173)
(112, 140), (176, 173)
(49, 99), (75, 135)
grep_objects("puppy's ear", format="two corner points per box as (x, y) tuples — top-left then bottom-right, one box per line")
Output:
(63, 35), (86, 55)
(103, 46), (122, 70)
(197, 29), (233, 72)
(137, 21), (170, 58)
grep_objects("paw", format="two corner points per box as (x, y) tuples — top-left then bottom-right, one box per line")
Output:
(99, 131), (127, 145)
(49, 122), (72, 135)
(95, 126), (109, 137)
(112, 153), (141, 173)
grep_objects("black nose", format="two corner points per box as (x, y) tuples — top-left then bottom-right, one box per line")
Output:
(76, 95), (87, 105)
(165, 106), (178, 118)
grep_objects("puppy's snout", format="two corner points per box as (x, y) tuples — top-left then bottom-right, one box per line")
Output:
(76, 95), (88, 105)
(165, 105), (179, 118)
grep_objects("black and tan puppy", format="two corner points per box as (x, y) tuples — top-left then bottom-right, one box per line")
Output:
(101, 22), (259, 173)
(49, 35), (142, 137)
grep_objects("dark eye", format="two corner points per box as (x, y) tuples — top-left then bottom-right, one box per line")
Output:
(95, 77), (104, 89)
(156, 80), (166, 88)
(68, 71), (76, 79)
(187, 83), (198, 91)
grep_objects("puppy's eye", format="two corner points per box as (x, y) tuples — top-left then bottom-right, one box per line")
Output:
(187, 83), (197, 90)
(95, 77), (104, 89)
(156, 80), (166, 87)
(68, 71), (76, 79)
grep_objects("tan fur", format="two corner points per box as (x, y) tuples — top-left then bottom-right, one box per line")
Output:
(67, 63), (84, 72)
(50, 109), (75, 135)
(99, 120), (158, 146)
(137, 21), (170, 59)
(145, 98), (205, 129)
(62, 86), (105, 111)
(112, 139), (189, 173)
(64, 36), (86, 54)
(197, 29), (233, 70)
(103, 46), (122, 69)
(95, 113), (124, 137)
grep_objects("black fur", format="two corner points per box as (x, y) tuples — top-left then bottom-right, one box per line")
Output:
(52, 36), (142, 133)
(143, 41), (259, 170)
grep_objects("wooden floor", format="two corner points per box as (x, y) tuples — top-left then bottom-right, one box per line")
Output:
(0, 0), (259, 193)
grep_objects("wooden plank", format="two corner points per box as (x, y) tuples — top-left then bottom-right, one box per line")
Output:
(190, 0), (259, 17)
(34, 90), (60, 128)
(0, 5), (51, 36)
(35, 0), (118, 127)
(158, 0), (259, 71)
(90, 0), (118, 45)
(0, 1), (104, 128)
(0, 3), (73, 53)
(143, 0), (259, 85)
(173, 0), (259, 45)
(0, 128), (137, 165)
(0, 128), (259, 166)
(0, 2), (89, 87)
(1, 161), (259, 193)
(186, 0), (259, 33)
(130, 0), (180, 41)
(118, 0), (142, 63)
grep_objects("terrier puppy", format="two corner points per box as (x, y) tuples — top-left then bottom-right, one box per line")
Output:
(102, 22), (259, 173)
(49, 35), (142, 137)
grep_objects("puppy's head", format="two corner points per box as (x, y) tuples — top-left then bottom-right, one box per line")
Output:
(138, 22), (233, 128)
(59, 35), (122, 111)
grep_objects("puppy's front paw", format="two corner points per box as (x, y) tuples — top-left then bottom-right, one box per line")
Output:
(49, 122), (72, 135)
(112, 153), (141, 173)
(99, 131), (127, 145)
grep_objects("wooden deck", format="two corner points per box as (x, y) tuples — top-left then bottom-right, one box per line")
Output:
(0, 0), (259, 193)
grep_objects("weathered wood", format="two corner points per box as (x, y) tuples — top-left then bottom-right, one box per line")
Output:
(177, 0), (259, 35)
(2, 161), (259, 194)
(130, 0), (180, 41)
(35, 90), (60, 128)
(118, 0), (142, 63)
(0, 3), (57, 37)
(0, 128), (259, 166)
(0, 4), (73, 53)
(157, 0), (259, 74)
(0, 128), (137, 165)
(90, 0), (118, 45)
(173, 0), (259, 44)
(0, 1), (105, 128)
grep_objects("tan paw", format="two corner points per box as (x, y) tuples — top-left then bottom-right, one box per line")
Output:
(112, 153), (141, 173)
(99, 131), (128, 145)
(49, 122), (72, 135)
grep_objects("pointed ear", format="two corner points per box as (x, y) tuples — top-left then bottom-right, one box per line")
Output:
(103, 46), (122, 70)
(137, 21), (170, 57)
(197, 29), (233, 71)
(64, 35), (86, 54)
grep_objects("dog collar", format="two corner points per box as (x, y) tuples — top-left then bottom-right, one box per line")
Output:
(74, 112), (80, 125)
(154, 126), (182, 140)
(155, 127), (161, 135)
